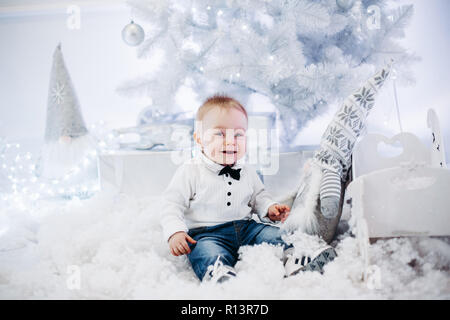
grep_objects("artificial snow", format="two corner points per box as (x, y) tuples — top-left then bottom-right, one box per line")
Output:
(0, 191), (449, 299)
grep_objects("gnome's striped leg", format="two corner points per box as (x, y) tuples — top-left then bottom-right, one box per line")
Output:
(315, 60), (394, 219)
(319, 170), (342, 218)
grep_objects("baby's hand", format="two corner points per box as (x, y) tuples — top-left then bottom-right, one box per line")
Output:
(267, 204), (290, 223)
(168, 231), (197, 256)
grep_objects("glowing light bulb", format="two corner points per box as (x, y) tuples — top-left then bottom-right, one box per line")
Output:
(391, 68), (398, 80)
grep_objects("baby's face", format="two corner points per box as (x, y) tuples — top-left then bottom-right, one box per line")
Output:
(195, 106), (247, 166)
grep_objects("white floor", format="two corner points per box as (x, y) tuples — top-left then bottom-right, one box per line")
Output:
(0, 191), (449, 299)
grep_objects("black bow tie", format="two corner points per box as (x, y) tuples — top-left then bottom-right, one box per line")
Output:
(218, 165), (241, 180)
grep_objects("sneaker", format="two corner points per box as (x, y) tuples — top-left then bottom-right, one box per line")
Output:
(203, 255), (237, 284)
(284, 246), (337, 277)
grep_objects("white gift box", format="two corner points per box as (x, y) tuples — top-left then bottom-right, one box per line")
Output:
(97, 147), (318, 201)
(98, 150), (186, 196)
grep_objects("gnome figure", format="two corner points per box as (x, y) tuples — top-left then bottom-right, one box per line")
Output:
(282, 60), (394, 243)
(37, 43), (96, 180)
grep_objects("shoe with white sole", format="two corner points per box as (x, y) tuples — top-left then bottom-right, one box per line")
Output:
(203, 255), (237, 284)
(284, 246), (337, 277)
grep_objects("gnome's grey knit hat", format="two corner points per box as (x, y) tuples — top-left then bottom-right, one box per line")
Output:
(44, 43), (88, 142)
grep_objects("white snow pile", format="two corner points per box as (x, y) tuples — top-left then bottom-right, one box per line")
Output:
(0, 191), (449, 299)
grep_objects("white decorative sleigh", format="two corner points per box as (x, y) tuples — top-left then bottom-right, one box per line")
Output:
(342, 108), (450, 241)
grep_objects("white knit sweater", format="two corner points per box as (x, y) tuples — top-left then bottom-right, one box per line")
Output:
(160, 151), (279, 242)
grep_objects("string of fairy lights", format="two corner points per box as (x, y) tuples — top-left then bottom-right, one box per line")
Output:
(1, 143), (98, 201)
(0, 121), (120, 203)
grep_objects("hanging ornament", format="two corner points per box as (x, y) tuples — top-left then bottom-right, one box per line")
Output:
(336, 0), (355, 11)
(122, 20), (145, 46)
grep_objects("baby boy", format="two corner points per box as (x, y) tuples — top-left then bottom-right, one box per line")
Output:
(160, 94), (336, 282)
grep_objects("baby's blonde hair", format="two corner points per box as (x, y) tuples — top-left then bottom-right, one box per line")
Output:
(196, 94), (248, 123)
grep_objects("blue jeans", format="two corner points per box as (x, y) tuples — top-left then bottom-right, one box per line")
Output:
(187, 218), (292, 281)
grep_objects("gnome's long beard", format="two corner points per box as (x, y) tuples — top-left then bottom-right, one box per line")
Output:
(281, 160), (323, 235)
(37, 134), (96, 180)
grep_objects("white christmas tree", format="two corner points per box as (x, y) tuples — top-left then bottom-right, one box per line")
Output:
(118, 0), (418, 149)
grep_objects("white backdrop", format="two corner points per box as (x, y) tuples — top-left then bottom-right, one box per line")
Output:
(0, 0), (449, 161)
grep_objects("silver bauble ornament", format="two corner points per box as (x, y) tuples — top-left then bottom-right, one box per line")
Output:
(122, 20), (145, 46)
(336, 0), (355, 11)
